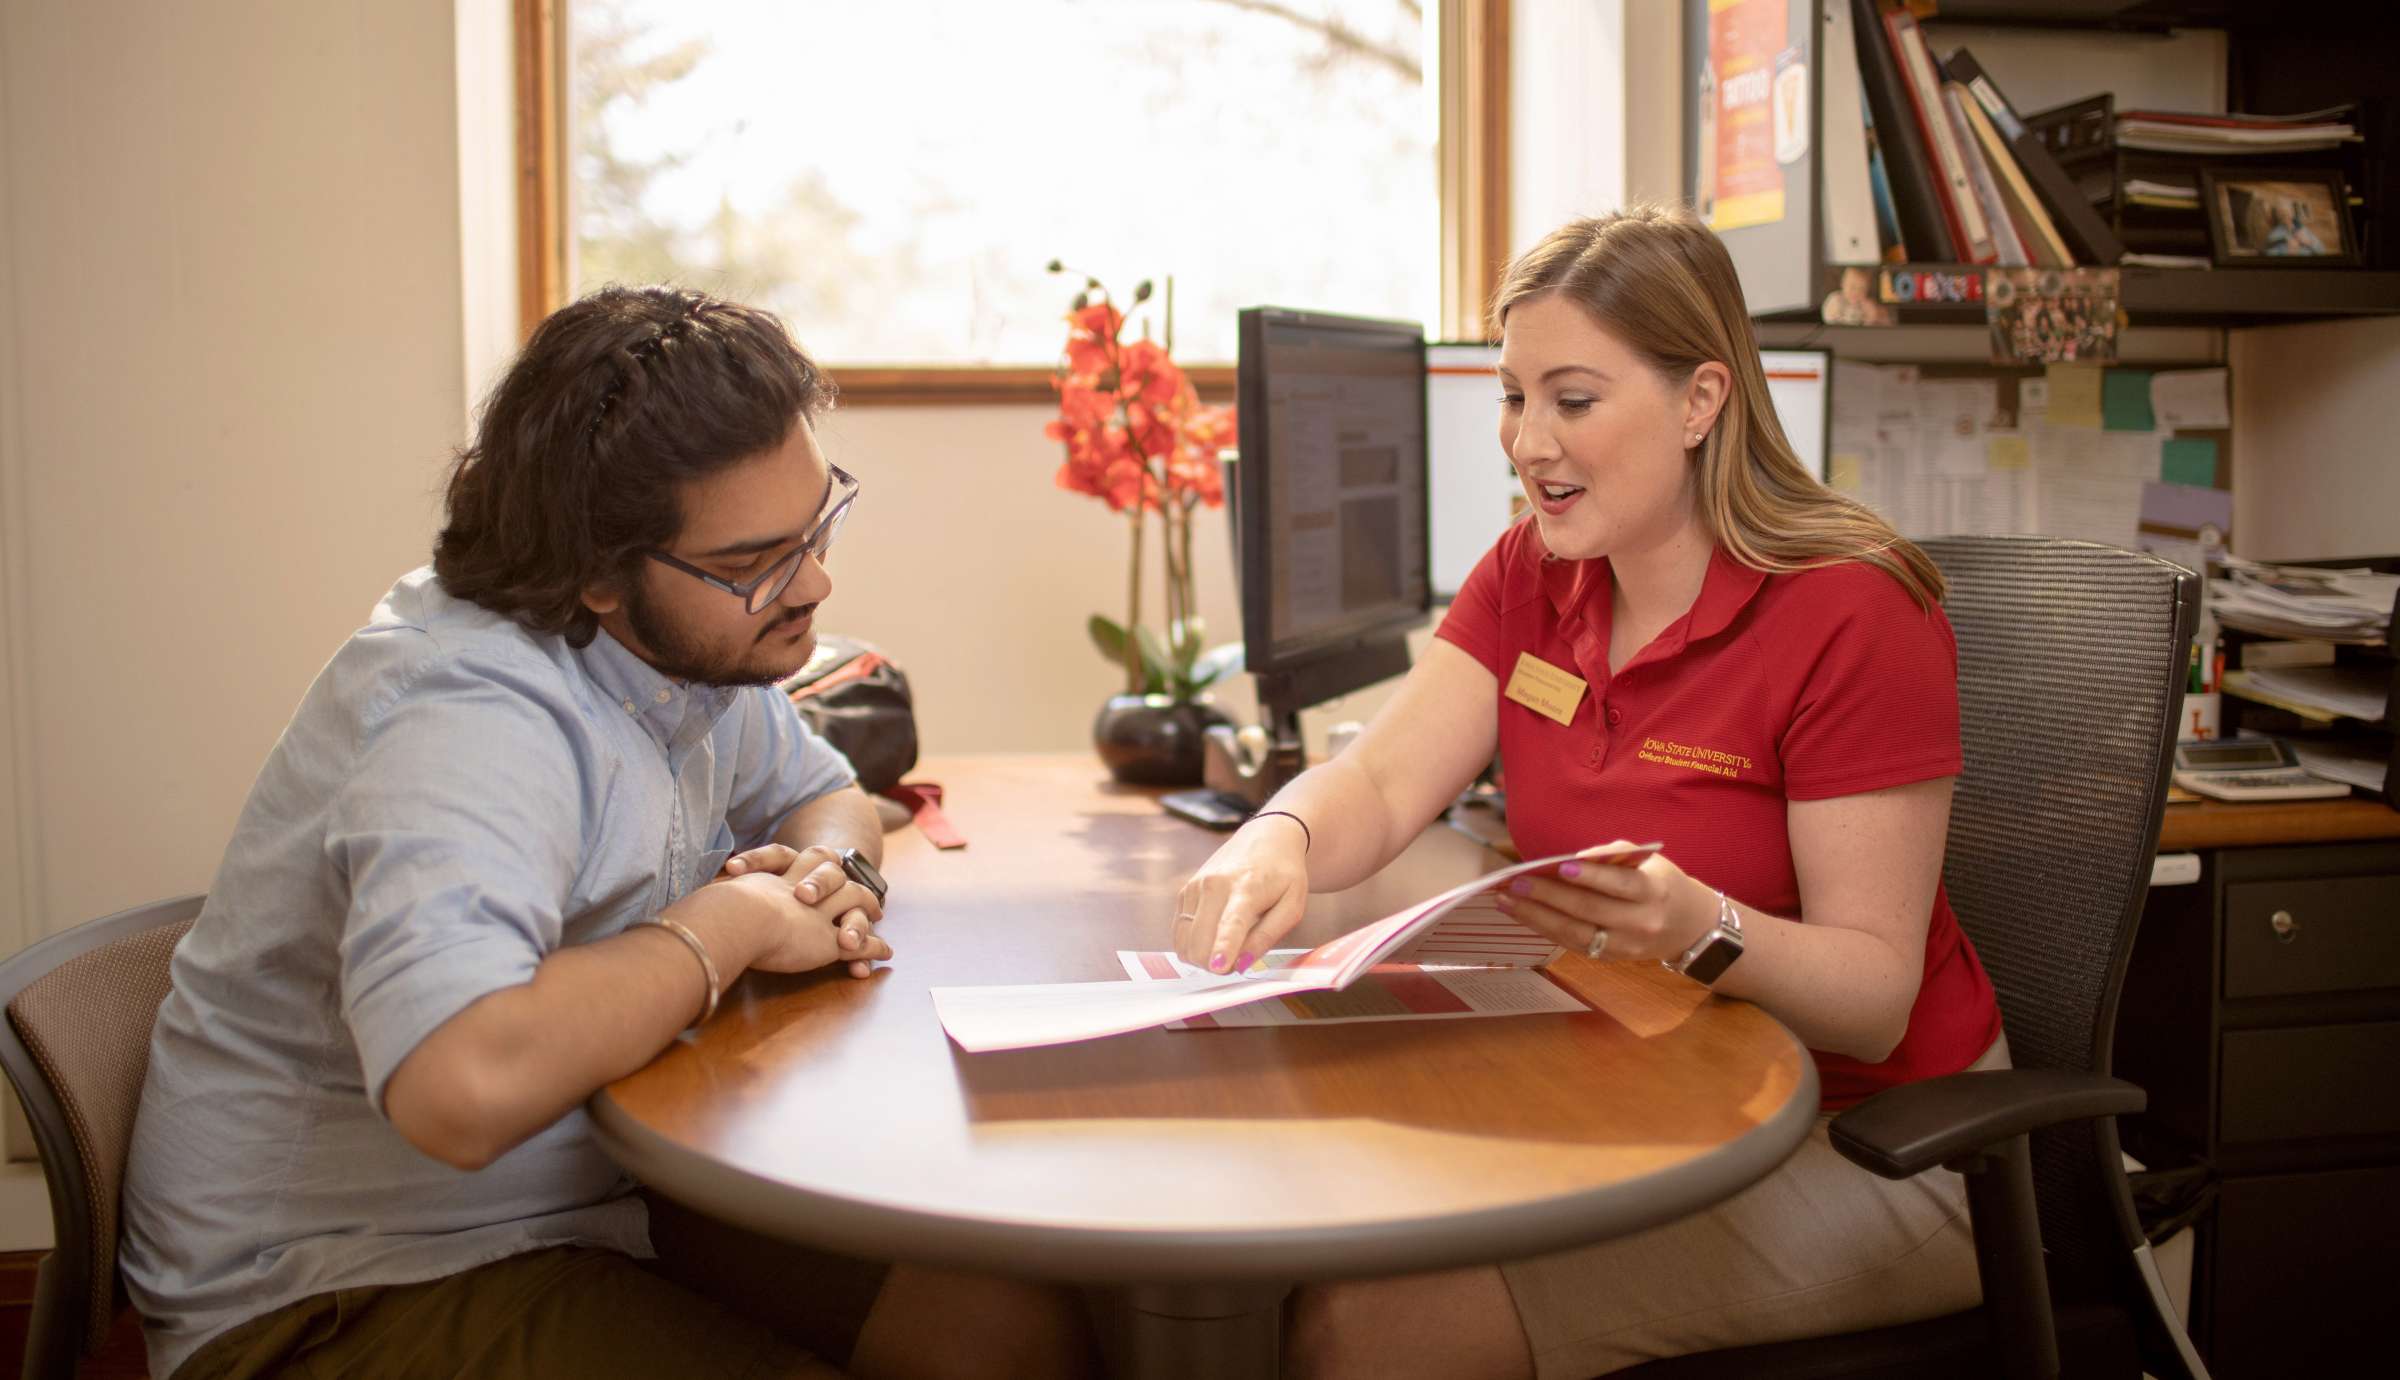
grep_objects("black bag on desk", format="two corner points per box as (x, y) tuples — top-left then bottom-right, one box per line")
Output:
(781, 635), (919, 795)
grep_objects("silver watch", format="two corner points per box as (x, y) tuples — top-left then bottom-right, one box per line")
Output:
(1670, 889), (1745, 986)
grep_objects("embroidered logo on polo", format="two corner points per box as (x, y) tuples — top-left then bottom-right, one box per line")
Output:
(1636, 736), (1755, 780)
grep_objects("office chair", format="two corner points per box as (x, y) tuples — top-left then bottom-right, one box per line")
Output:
(0, 894), (201, 1380)
(1619, 538), (2210, 1380)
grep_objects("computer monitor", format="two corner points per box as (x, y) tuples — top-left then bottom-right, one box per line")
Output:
(1759, 346), (1832, 484)
(1423, 343), (1836, 598)
(1234, 306), (1432, 775)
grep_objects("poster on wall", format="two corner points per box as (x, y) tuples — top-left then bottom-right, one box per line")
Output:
(1700, 0), (1789, 233)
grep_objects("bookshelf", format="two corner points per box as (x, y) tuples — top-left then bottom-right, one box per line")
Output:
(1686, 1), (2400, 332)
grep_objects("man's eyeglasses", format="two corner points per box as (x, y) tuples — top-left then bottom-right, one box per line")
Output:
(645, 465), (857, 615)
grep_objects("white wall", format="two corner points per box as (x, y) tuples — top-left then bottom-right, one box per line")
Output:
(0, 0), (484, 944)
(812, 403), (1426, 759)
(2230, 317), (2400, 561)
(1510, 0), (1627, 260)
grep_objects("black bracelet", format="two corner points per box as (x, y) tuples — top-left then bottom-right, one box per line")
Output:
(1248, 809), (1311, 853)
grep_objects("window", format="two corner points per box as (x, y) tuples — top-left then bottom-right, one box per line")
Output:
(518, 0), (1507, 401)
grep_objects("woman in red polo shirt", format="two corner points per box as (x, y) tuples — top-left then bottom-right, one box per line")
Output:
(1171, 204), (2006, 1379)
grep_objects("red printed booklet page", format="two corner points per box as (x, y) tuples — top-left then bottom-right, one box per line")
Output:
(932, 841), (1660, 1052)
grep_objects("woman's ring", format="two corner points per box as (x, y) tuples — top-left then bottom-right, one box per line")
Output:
(1585, 927), (1610, 960)
(1174, 911), (1198, 925)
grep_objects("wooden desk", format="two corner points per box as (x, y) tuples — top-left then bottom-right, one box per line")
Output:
(2156, 796), (2400, 852)
(593, 754), (1816, 1378)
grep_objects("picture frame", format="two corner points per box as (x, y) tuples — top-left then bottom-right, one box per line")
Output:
(2199, 167), (2360, 267)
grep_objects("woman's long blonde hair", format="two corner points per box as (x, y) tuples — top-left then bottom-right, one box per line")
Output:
(1490, 205), (1943, 607)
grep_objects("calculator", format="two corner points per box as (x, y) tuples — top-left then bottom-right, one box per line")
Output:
(2172, 739), (2351, 802)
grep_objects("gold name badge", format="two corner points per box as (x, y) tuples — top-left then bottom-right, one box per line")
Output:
(1504, 652), (1588, 726)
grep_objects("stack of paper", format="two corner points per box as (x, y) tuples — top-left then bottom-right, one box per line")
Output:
(2237, 666), (2390, 724)
(2210, 559), (2398, 644)
(2116, 107), (2361, 155)
(2286, 738), (2390, 794)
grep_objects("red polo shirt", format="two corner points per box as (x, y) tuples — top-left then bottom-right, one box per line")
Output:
(1435, 519), (2002, 1110)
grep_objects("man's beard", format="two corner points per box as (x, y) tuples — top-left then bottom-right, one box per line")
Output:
(621, 581), (811, 688)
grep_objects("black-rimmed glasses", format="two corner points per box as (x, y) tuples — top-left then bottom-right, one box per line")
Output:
(645, 465), (858, 615)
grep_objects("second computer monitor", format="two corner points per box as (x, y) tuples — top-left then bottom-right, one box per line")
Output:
(1423, 343), (1834, 598)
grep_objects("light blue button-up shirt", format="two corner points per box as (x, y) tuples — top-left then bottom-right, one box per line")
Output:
(120, 567), (855, 1378)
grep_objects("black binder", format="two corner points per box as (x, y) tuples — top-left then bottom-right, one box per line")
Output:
(1847, 0), (1950, 260)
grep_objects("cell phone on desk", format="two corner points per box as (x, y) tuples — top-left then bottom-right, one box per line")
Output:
(1160, 789), (1255, 831)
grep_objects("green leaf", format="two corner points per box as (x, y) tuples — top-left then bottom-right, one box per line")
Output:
(1167, 617), (1205, 668)
(1088, 613), (1130, 666)
(1191, 641), (1245, 686)
(1135, 624), (1172, 685)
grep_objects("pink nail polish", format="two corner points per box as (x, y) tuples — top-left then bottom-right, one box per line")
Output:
(1237, 951), (1256, 972)
(1209, 954), (1230, 973)
(1509, 877), (1534, 896)
(1560, 861), (1583, 879)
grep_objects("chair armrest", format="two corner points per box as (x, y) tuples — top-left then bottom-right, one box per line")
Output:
(1829, 1069), (2145, 1180)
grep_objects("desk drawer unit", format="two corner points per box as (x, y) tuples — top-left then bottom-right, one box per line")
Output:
(2219, 1021), (2400, 1143)
(2222, 874), (2400, 999)
(2208, 1165), (2400, 1380)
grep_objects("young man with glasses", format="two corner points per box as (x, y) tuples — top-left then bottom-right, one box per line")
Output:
(120, 287), (1092, 1379)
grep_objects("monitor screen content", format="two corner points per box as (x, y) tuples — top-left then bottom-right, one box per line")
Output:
(1423, 343), (1835, 598)
(1236, 308), (1431, 676)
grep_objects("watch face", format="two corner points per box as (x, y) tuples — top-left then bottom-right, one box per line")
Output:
(1681, 936), (1742, 986)
(838, 848), (888, 902)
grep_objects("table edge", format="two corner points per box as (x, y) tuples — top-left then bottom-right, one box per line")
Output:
(590, 1036), (1821, 1285)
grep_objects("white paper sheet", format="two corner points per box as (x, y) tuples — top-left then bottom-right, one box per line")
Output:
(2150, 369), (2231, 429)
(1113, 950), (1592, 1028)
(930, 842), (1660, 1052)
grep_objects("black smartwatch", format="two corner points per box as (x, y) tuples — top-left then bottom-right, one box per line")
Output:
(835, 847), (888, 904)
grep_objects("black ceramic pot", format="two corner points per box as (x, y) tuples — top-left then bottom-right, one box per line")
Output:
(1091, 694), (1231, 787)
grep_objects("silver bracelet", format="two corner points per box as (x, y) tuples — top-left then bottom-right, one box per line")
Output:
(640, 917), (721, 1030)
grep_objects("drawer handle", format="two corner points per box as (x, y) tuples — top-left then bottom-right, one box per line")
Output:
(2270, 909), (2299, 943)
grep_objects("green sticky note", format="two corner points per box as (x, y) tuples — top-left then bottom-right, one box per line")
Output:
(2103, 370), (2155, 431)
(2162, 437), (2218, 487)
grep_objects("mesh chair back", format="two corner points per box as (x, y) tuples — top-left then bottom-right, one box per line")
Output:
(1922, 538), (2195, 1295)
(0, 896), (201, 1362)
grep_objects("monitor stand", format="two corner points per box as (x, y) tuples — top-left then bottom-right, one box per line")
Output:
(1159, 638), (1411, 829)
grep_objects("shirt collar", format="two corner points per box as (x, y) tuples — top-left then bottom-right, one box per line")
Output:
(574, 626), (743, 750)
(1534, 539), (1769, 659)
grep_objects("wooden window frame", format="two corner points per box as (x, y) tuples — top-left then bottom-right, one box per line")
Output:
(513, 0), (1507, 405)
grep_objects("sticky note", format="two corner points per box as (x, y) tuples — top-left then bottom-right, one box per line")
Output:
(2103, 370), (2155, 431)
(2045, 364), (2103, 428)
(1829, 453), (1863, 491)
(2161, 438), (2219, 487)
(1987, 433), (2030, 470)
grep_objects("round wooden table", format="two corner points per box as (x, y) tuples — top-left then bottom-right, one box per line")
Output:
(594, 754), (1819, 1377)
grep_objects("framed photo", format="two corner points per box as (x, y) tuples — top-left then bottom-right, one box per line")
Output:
(2200, 168), (2360, 267)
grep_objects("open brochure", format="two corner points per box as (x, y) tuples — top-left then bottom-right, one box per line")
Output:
(931, 841), (1661, 1053)
(1113, 949), (1597, 1028)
